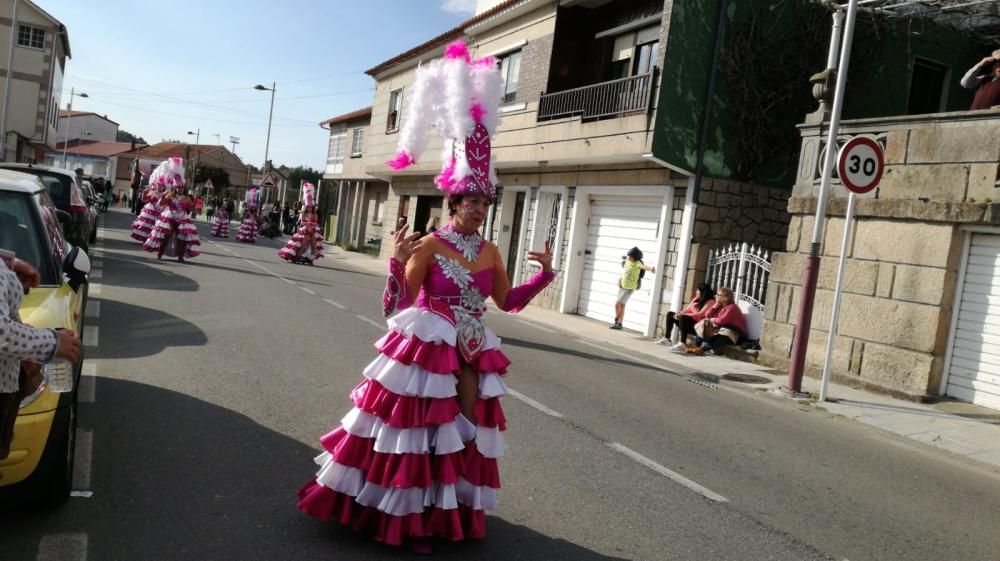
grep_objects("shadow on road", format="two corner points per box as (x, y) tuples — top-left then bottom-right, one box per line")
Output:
(502, 336), (676, 375)
(1, 379), (629, 561)
(94, 252), (200, 293)
(88, 299), (208, 359)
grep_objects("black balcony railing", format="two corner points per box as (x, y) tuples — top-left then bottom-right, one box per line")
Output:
(537, 71), (655, 122)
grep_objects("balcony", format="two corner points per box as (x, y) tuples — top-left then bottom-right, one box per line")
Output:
(537, 71), (655, 122)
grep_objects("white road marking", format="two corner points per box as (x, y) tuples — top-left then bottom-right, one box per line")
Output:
(607, 442), (729, 503)
(300, 287), (317, 295)
(88, 283), (102, 296)
(281, 277), (295, 285)
(72, 429), (93, 491)
(85, 301), (100, 319)
(354, 314), (384, 330)
(91, 259), (103, 269)
(36, 533), (88, 561)
(83, 326), (99, 348)
(78, 376), (96, 404)
(576, 339), (663, 370)
(69, 490), (93, 498)
(88, 270), (102, 281)
(323, 298), (346, 309)
(507, 389), (563, 418)
(82, 362), (96, 377)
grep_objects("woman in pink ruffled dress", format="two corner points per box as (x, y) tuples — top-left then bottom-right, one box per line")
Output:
(278, 182), (324, 265)
(130, 185), (164, 242)
(141, 157), (202, 262)
(296, 40), (554, 554)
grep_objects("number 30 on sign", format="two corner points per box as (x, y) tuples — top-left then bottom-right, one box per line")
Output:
(837, 136), (885, 195)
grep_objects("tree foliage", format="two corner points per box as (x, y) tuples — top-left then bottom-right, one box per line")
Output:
(283, 165), (322, 187)
(194, 164), (231, 188)
(117, 129), (147, 145)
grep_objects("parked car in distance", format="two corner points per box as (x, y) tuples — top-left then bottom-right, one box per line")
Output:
(0, 170), (90, 507)
(0, 164), (97, 251)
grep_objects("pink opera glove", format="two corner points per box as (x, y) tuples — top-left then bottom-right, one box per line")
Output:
(382, 258), (412, 317)
(499, 269), (556, 313)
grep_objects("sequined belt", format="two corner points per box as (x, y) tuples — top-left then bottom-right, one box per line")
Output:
(419, 294), (487, 362)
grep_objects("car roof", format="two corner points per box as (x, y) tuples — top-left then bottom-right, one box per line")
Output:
(0, 163), (76, 179)
(0, 169), (47, 194)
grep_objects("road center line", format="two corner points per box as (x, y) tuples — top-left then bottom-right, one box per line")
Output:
(323, 298), (346, 309)
(72, 429), (93, 491)
(300, 287), (317, 295)
(507, 389), (564, 418)
(83, 326), (99, 348)
(607, 442), (729, 503)
(88, 283), (102, 296)
(36, 533), (88, 561)
(354, 314), (384, 330)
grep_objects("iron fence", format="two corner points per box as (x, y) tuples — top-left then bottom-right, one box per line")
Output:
(706, 243), (772, 312)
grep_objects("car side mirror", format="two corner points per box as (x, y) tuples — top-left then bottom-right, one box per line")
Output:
(56, 209), (71, 224)
(63, 246), (91, 292)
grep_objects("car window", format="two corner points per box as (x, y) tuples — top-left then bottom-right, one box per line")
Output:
(0, 190), (56, 285)
(0, 168), (73, 207)
(36, 190), (66, 263)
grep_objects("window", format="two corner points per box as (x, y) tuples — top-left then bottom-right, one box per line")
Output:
(908, 57), (949, 115)
(17, 25), (45, 49)
(351, 128), (365, 156)
(610, 26), (659, 79)
(498, 50), (522, 103)
(326, 129), (347, 174)
(386, 89), (402, 133)
(373, 193), (386, 224)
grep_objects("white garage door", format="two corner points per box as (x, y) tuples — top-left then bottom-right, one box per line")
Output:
(947, 234), (1000, 409)
(577, 197), (662, 332)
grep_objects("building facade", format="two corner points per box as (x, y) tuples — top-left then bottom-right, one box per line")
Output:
(55, 110), (118, 144)
(0, 0), (70, 163)
(320, 107), (389, 252)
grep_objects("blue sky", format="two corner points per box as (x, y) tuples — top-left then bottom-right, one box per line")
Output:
(46, 0), (477, 171)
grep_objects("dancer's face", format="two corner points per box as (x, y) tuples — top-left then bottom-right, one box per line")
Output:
(453, 195), (489, 232)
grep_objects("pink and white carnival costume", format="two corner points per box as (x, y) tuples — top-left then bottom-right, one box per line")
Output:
(210, 206), (230, 238)
(235, 188), (259, 243)
(130, 186), (165, 242)
(279, 182), (324, 264)
(297, 40), (555, 547)
(142, 157), (202, 261)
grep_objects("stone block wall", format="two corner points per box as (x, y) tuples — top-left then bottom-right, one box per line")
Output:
(693, 177), (791, 252)
(762, 215), (962, 398)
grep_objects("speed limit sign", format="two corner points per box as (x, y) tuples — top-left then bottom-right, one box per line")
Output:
(837, 136), (884, 194)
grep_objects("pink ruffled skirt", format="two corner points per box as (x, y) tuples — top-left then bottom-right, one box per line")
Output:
(297, 307), (510, 546)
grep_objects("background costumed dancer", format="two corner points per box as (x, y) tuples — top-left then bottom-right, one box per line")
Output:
(210, 202), (230, 238)
(278, 182), (324, 265)
(130, 184), (164, 242)
(235, 187), (259, 243)
(296, 40), (555, 553)
(141, 157), (202, 262)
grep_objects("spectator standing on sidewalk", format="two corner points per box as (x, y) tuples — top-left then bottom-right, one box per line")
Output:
(0, 255), (80, 459)
(610, 246), (654, 330)
(960, 49), (1000, 110)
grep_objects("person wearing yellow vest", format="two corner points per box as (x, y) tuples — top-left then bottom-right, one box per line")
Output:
(611, 247), (655, 330)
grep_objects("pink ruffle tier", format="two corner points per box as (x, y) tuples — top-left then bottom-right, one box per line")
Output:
(130, 203), (160, 241)
(297, 308), (508, 546)
(278, 223), (325, 262)
(210, 215), (229, 238)
(142, 211), (201, 258)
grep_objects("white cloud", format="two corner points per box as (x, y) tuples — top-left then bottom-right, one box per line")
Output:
(441, 0), (477, 15)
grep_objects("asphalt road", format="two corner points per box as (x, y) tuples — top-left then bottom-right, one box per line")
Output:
(4, 209), (1000, 561)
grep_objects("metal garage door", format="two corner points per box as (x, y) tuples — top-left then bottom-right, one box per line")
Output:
(577, 197), (661, 332)
(947, 234), (1000, 409)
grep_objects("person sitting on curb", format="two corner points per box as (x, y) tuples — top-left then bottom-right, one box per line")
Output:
(688, 286), (746, 356)
(611, 247), (655, 330)
(661, 282), (716, 352)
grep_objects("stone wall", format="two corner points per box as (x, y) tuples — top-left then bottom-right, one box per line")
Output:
(693, 177), (791, 252)
(761, 111), (1000, 400)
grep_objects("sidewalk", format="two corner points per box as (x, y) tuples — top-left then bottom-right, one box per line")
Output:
(326, 245), (1000, 472)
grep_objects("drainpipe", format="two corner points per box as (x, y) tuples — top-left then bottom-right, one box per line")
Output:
(784, 0), (859, 395)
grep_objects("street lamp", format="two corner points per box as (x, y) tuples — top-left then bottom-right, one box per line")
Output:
(253, 82), (276, 171)
(229, 136), (240, 155)
(187, 129), (200, 188)
(61, 88), (89, 168)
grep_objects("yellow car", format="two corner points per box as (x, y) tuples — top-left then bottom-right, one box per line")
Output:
(0, 170), (90, 507)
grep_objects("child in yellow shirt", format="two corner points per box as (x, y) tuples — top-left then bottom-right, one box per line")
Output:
(611, 247), (655, 330)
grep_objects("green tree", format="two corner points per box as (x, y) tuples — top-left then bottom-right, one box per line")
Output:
(116, 129), (147, 145)
(194, 164), (231, 188)
(284, 165), (321, 186)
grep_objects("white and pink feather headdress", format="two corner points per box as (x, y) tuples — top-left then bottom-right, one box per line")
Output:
(387, 40), (503, 203)
(148, 156), (186, 192)
(302, 182), (316, 207)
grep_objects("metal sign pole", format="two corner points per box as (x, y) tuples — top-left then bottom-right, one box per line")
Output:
(820, 191), (856, 402)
